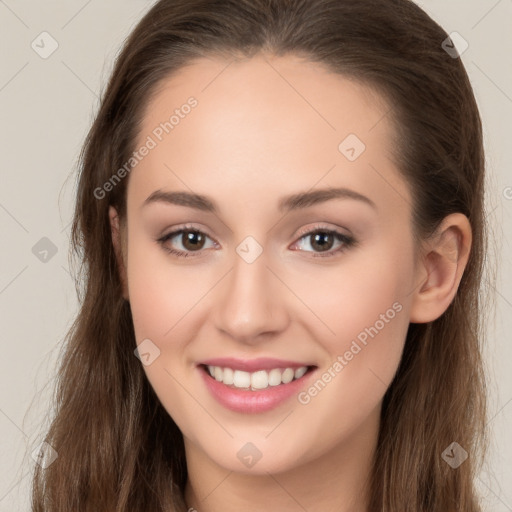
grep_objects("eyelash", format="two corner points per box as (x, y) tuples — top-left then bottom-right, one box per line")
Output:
(156, 223), (357, 259)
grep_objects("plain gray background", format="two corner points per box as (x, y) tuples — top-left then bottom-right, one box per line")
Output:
(0, 0), (511, 510)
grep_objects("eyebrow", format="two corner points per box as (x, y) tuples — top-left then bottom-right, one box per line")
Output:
(142, 187), (377, 213)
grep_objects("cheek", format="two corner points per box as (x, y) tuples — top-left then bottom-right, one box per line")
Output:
(307, 240), (413, 392)
(125, 242), (205, 420)
(126, 235), (206, 341)
(307, 243), (410, 333)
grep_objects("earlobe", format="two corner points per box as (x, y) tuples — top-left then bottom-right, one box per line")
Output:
(109, 206), (129, 300)
(409, 213), (472, 324)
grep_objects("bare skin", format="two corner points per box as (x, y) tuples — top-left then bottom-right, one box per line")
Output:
(109, 54), (472, 512)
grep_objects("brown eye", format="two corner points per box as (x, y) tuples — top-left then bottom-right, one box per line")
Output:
(180, 230), (207, 251)
(292, 227), (356, 258)
(309, 232), (335, 252)
(157, 228), (216, 257)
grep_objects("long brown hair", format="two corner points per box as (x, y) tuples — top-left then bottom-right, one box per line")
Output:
(31, 1), (492, 510)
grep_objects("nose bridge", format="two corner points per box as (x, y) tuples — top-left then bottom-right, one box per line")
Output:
(213, 244), (289, 342)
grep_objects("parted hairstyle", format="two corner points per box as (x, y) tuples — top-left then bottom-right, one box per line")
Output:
(31, 1), (493, 510)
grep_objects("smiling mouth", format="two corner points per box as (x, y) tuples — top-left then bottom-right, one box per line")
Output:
(200, 364), (317, 391)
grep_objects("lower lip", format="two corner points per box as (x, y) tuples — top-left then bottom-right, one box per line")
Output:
(198, 365), (316, 413)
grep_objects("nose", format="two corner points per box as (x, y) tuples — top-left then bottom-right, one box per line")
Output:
(213, 250), (290, 345)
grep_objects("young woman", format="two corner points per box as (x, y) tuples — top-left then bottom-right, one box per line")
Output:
(31, 1), (491, 510)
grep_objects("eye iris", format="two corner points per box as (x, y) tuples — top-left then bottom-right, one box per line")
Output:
(311, 232), (334, 252)
(182, 230), (205, 251)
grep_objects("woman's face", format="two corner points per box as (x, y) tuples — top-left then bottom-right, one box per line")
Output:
(118, 54), (422, 475)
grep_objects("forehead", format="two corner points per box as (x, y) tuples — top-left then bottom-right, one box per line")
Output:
(128, 54), (409, 218)
(136, 53), (392, 152)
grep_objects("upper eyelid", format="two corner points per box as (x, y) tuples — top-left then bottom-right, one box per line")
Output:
(295, 223), (349, 238)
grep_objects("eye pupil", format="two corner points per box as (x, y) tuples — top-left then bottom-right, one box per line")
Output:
(183, 230), (205, 250)
(311, 232), (334, 252)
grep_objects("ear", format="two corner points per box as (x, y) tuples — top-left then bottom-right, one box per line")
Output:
(109, 206), (129, 300)
(409, 213), (472, 323)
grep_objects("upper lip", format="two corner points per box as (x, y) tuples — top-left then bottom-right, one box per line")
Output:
(198, 357), (316, 372)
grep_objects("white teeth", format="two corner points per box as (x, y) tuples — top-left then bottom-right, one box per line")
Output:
(294, 366), (307, 379)
(233, 370), (251, 388)
(281, 368), (294, 384)
(268, 368), (282, 386)
(223, 367), (234, 385)
(205, 365), (310, 390)
(251, 370), (268, 389)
